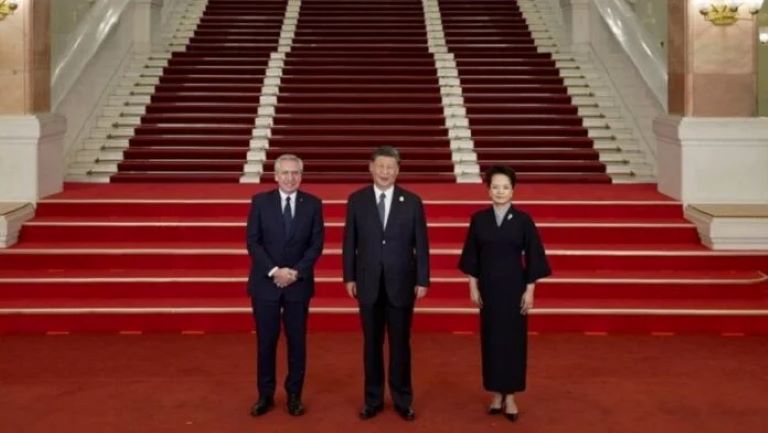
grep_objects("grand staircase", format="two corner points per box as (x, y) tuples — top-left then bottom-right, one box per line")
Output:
(4, 0), (765, 334)
(69, 0), (651, 183)
(109, 0), (289, 182)
(439, 0), (614, 183)
(1, 183), (767, 334)
(256, 0), (457, 182)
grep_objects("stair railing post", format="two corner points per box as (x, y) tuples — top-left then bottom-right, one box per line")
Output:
(133, 0), (163, 54)
(561, 0), (591, 52)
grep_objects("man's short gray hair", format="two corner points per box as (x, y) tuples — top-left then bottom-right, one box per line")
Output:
(274, 154), (304, 172)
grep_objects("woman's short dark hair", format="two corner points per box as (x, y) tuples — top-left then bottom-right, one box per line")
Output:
(370, 146), (401, 164)
(483, 165), (517, 188)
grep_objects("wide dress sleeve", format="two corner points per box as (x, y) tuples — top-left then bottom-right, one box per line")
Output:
(458, 215), (480, 278)
(523, 216), (552, 283)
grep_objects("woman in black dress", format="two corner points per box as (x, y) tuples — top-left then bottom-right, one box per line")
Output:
(458, 165), (551, 421)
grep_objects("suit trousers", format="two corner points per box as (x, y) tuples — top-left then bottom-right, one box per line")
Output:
(251, 294), (310, 398)
(359, 272), (414, 409)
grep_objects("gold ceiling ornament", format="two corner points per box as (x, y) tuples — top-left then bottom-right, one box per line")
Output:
(694, 0), (764, 26)
(0, 0), (19, 21)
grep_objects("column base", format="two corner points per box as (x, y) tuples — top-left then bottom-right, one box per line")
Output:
(686, 205), (768, 250)
(0, 203), (34, 248)
(0, 114), (67, 202)
(654, 115), (768, 204)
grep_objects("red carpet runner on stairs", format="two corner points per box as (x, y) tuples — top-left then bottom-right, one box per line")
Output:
(439, 0), (609, 183)
(2, 183), (767, 334)
(108, 0), (613, 183)
(265, 0), (455, 182)
(114, 0), (288, 182)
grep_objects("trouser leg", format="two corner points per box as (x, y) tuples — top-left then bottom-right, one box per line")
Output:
(252, 297), (281, 397)
(283, 300), (310, 396)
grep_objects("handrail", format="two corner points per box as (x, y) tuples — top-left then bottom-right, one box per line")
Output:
(593, 0), (668, 110)
(51, 0), (132, 110)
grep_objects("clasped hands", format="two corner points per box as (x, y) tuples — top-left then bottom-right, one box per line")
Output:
(273, 267), (298, 288)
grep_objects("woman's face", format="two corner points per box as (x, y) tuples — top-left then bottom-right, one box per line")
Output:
(488, 174), (514, 206)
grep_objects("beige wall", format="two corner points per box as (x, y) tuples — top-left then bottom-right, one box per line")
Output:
(668, 0), (757, 117)
(0, 0), (50, 114)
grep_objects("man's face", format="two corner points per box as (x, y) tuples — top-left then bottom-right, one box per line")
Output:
(369, 156), (399, 190)
(275, 159), (302, 194)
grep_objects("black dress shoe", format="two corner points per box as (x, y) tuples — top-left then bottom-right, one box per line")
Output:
(287, 394), (305, 416)
(358, 405), (383, 420)
(395, 406), (416, 421)
(249, 396), (274, 417)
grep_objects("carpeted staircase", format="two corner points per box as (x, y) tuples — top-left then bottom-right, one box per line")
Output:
(438, 0), (611, 183)
(1, 183), (767, 334)
(115, 0), (286, 182)
(5, 0), (765, 334)
(257, 0), (457, 182)
(69, 0), (651, 183)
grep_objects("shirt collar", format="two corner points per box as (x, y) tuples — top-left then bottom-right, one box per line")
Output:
(493, 203), (511, 215)
(373, 185), (394, 199)
(279, 190), (297, 202)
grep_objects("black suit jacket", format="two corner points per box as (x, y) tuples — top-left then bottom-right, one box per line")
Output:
(342, 185), (430, 307)
(246, 189), (324, 302)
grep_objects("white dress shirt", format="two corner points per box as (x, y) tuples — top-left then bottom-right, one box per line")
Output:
(279, 190), (297, 218)
(373, 185), (394, 228)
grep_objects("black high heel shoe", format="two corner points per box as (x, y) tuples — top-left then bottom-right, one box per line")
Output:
(488, 394), (504, 415)
(488, 405), (503, 415)
(504, 411), (519, 422)
(503, 398), (519, 422)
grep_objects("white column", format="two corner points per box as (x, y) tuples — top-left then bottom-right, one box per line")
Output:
(560, 0), (590, 51)
(0, 114), (67, 202)
(134, 0), (164, 54)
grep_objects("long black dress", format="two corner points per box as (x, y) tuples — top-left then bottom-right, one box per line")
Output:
(458, 205), (551, 393)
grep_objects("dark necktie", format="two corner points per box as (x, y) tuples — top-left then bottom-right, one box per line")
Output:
(377, 193), (386, 228)
(283, 196), (293, 236)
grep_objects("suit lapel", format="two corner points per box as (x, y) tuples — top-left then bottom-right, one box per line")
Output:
(270, 190), (288, 243)
(485, 207), (499, 229)
(384, 186), (404, 234)
(500, 205), (515, 228)
(288, 191), (309, 241)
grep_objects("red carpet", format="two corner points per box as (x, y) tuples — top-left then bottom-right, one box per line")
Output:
(1, 183), (767, 334)
(268, 0), (454, 182)
(1, 333), (767, 433)
(438, 0), (610, 182)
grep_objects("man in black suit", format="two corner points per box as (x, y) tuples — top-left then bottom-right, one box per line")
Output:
(246, 154), (324, 417)
(343, 146), (430, 421)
